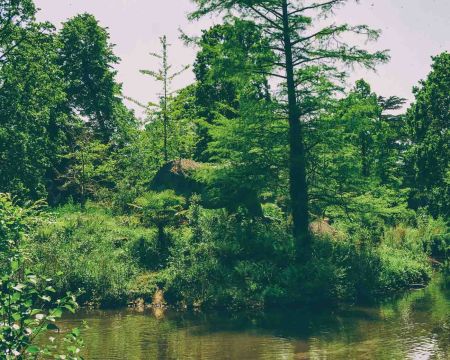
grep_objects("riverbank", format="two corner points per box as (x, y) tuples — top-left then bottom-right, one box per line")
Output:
(27, 202), (448, 310)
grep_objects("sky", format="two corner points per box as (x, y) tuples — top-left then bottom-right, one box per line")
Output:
(35, 0), (449, 117)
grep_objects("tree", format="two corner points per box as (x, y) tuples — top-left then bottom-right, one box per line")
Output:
(205, 93), (287, 217)
(307, 80), (410, 227)
(192, 19), (274, 161)
(191, 0), (388, 256)
(59, 128), (114, 208)
(374, 94), (406, 185)
(0, 24), (68, 200)
(0, 0), (36, 66)
(58, 13), (122, 143)
(164, 84), (200, 160)
(404, 52), (450, 217)
(136, 35), (189, 162)
(191, 20), (286, 210)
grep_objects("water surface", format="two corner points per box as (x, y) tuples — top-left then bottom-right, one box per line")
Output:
(58, 277), (449, 359)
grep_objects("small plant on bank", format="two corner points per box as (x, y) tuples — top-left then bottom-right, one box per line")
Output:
(133, 191), (185, 266)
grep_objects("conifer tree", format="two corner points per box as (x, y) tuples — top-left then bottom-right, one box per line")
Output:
(137, 36), (189, 162)
(191, 0), (388, 256)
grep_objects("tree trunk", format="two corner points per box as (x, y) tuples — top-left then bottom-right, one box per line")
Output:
(163, 110), (168, 162)
(360, 133), (370, 177)
(163, 36), (169, 163)
(157, 224), (168, 266)
(282, 0), (311, 257)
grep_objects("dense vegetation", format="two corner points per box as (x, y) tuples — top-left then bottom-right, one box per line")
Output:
(0, 0), (449, 316)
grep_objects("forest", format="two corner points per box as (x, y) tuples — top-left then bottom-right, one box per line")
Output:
(0, 0), (449, 358)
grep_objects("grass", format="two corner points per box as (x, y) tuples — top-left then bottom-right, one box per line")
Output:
(28, 203), (157, 307)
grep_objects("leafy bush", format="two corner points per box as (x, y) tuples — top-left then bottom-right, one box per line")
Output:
(383, 215), (449, 259)
(0, 194), (83, 359)
(22, 199), (443, 310)
(160, 206), (294, 309)
(159, 203), (438, 309)
(1, 263), (83, 359)
(377, 246), (431, 292)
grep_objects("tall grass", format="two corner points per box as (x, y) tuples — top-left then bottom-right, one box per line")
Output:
(29, 203), (157, 307)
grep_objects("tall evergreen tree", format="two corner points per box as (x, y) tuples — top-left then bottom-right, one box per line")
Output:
(137, 35), (189, 162)
(191, 0), (388, 256)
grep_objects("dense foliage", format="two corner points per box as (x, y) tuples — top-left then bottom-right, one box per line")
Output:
(0, 0), (448, 315)
(404, 52), (450, 218)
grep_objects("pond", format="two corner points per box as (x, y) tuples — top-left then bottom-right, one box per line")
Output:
(57, 276), (449, 359)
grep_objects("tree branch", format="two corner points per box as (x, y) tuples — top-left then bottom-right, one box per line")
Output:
(289, 0), (343, 16)
(254, 69), (287, 79)
(290, 25), (347, 47)
(259, 4), (283, 19)
(249, 5), (283, 30)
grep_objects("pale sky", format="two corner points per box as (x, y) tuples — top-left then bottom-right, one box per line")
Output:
(35, 0), (449, 117)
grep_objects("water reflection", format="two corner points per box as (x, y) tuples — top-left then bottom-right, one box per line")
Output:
(57, 276), (449, 359)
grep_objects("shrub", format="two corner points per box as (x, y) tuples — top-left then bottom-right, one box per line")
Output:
(383, 215), (449, 259)
(160, 207), (294, 309)
(133, 191), (186, 266)
(23, 199), (443, 310)
(377, 246), (431, 292)
(0, 194), (83, 359)
(160, 203), (438, 309)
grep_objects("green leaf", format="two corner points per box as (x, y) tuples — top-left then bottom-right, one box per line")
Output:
(64, 304), (76, 313)
(52, 308), (63, 318)
(41, 295), (52, 302)
(11, 260), (20, 271)
(26, 345), (40, 354)
(71, 328), (81, 337)
(12, 283), (26, 292)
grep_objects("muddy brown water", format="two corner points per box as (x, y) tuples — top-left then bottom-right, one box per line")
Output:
(54, 276), (449, 359)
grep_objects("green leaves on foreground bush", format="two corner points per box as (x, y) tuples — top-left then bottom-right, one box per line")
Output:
(0, 193), (84, 359)
(0, 267), (83, 359)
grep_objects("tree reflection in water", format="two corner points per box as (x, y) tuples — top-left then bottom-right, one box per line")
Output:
(53, 276), (449, 359)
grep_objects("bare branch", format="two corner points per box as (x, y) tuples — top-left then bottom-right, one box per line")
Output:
(289, 0), (344, 16)
(254, 70), (287, 79)
(249, 5), (283, 30)
(259, 4), (283, 19)
(122, 95), (158, 109)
